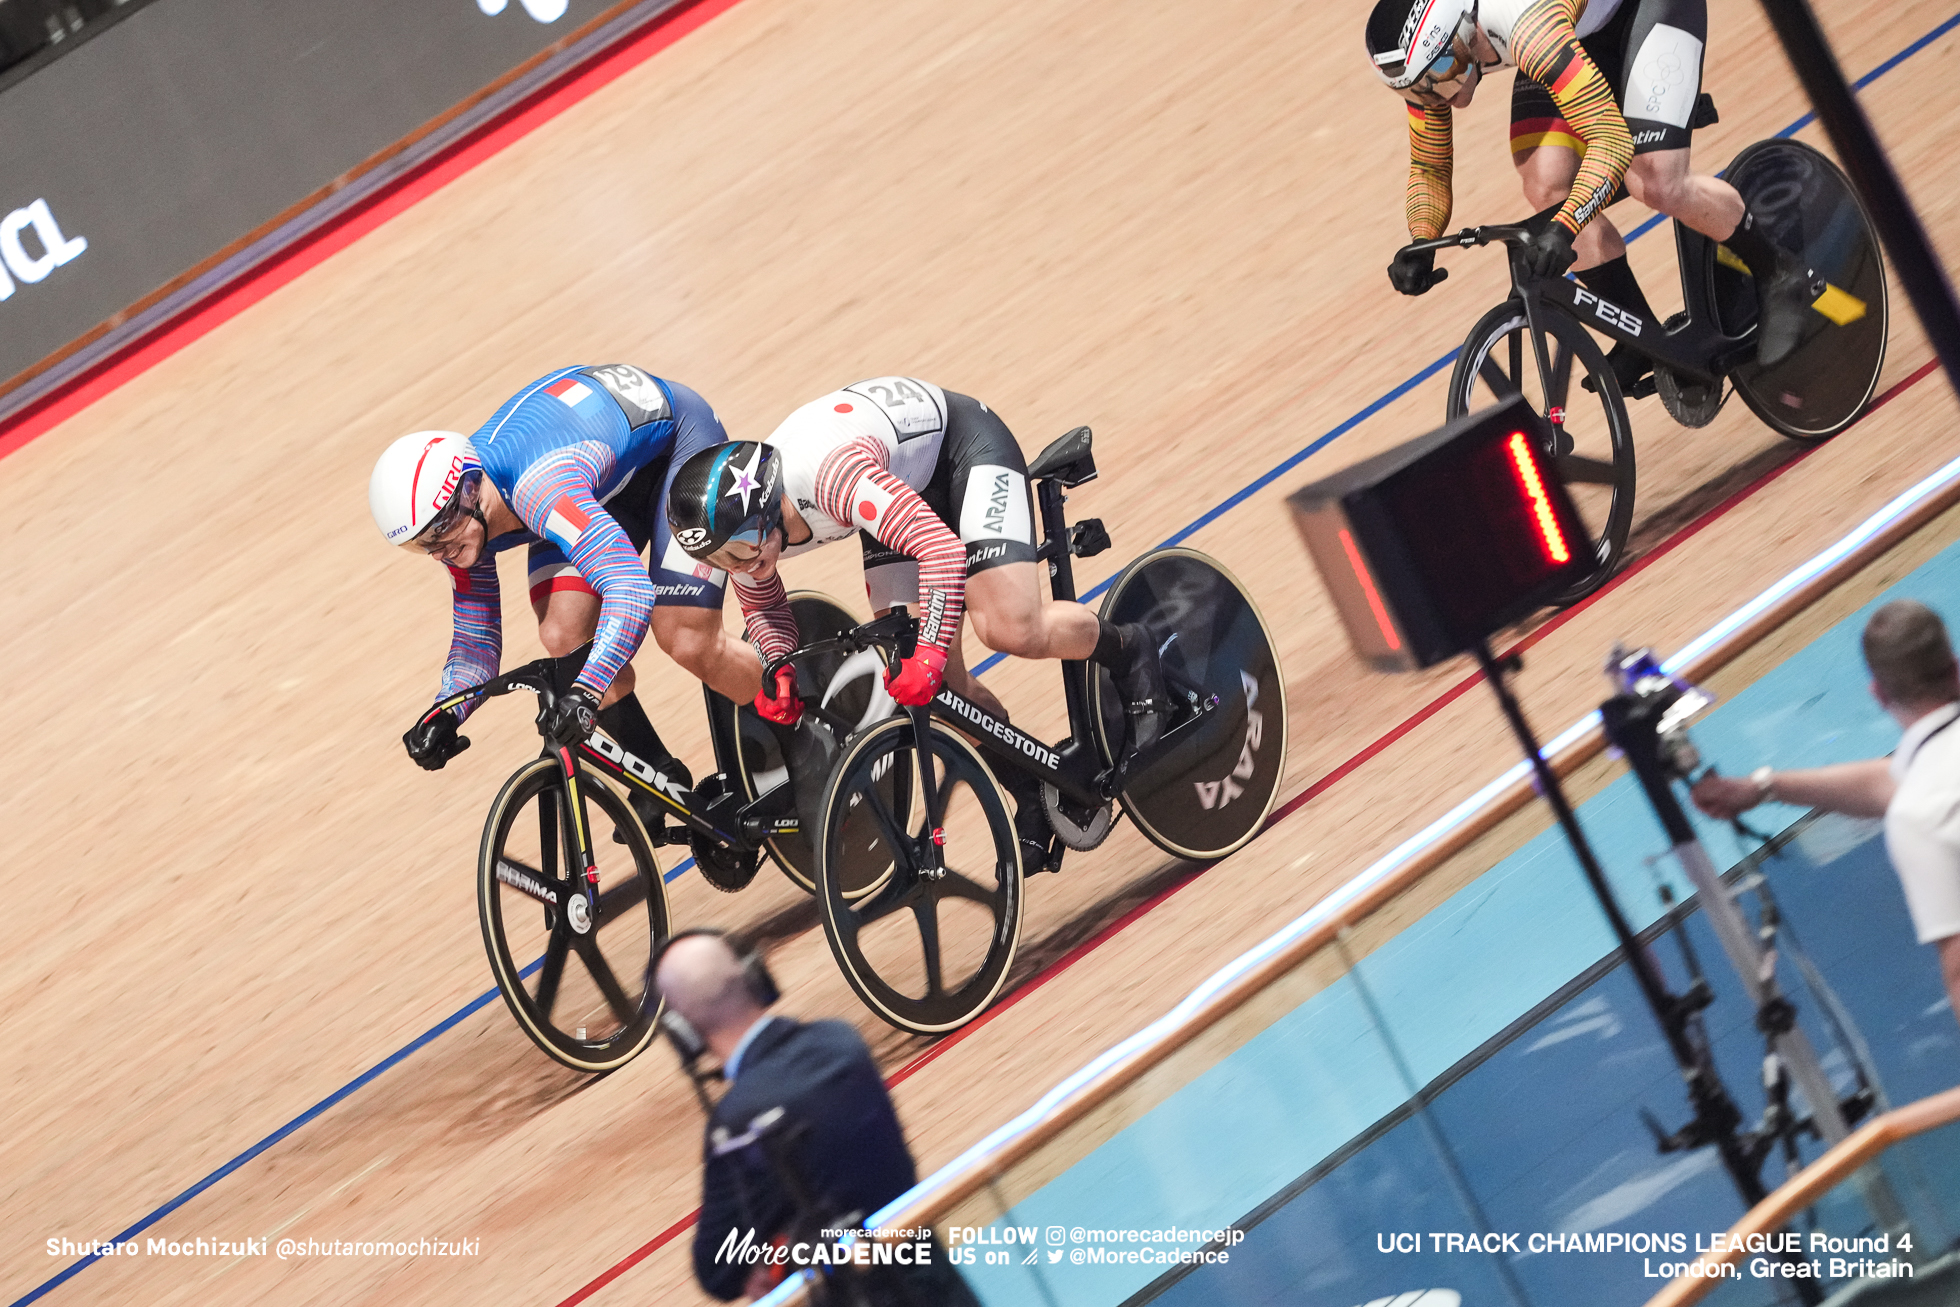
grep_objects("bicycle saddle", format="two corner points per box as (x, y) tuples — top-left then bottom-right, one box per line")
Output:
(1029, 426), (1097, 487)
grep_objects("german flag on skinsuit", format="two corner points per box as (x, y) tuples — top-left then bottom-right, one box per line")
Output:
(543, 495), (590, 554)
(1511, 112), (1585, 156)
(1512, 0), (1631, 231)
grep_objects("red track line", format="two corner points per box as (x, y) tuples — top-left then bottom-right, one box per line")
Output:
(554, 1210), (702, 1307)
(554, 355), (1944, 1306)
(0, 0), (748, 466)
(548, 868), (1214, 1305)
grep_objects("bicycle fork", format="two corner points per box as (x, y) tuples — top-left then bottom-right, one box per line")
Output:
(907, 705), (949, 881)
(552, 744), (604, 928)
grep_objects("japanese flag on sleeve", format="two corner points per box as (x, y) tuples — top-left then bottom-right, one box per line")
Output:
(846, 475), (897, 534)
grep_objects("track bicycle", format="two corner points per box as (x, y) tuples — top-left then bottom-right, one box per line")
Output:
(417, 592), (894, 1072)
(1400, 137), (1887, 603)
(794, 426), (1291, 1035)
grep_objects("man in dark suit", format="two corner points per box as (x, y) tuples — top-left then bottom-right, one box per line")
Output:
(656, 933), (970, 1304)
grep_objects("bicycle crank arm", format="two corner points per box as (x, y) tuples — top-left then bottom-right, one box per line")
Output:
(736, 812), (800, 845)
(1098, 695), (1219, 798)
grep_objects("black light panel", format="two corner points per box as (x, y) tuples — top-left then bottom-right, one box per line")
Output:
(1287, 395), (1591, 670)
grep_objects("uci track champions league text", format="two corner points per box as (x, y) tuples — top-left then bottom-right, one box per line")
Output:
(1380, 1228), (1920, 1287)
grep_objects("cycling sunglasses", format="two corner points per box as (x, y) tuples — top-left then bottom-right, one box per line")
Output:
(1395, 36), (1482, 107)
(703, 524), (769, 572)
(405, 484), (478, 557)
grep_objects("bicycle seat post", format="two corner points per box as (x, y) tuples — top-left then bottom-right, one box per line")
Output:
(1035, 477), (1076, 605)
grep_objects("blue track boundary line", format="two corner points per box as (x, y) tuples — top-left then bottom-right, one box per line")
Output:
(11, 981), (509, 1304)
(14, 15), (1955, 1306)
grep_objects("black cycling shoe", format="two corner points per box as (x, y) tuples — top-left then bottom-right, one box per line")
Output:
(1581, 343), (1656, 399)
(999, 767), (1061, 875)
(615, 755), (692, 844)
(1110, 623), (1167, 754)
(1754, 248), (1824, 368)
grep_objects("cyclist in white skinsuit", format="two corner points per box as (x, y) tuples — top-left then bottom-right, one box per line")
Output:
(667, 378), (1164, 871)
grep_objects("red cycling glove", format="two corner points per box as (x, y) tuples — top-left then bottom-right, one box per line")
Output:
(754, 666), (803, 726)
(884, 644), (948, 707)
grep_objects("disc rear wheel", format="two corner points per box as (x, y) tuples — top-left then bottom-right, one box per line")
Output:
(1714, 138), (1888, 440)
(1092, 548), (1287, 862)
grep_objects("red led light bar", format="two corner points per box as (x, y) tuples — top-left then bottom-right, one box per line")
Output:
(1339, 527), (1401, 651)
(1506, 431), (1570, 564)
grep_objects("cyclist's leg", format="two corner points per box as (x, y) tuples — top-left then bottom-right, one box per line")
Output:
(936, 614), (1009, 722)
(646, 382), (763, 704)
(966, 563), (1097, 662)
(1511, 63), (1657, 393)
(528, 545), (633, 703)
(529, 504), (681, 784)
(1613, 0), (1806, 362)
(931, 607), (1057, 871)
(933, 392), (1165, 744)
(1615, 0), (1740, 239)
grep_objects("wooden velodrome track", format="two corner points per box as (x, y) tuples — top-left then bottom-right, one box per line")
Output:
(5, 0), (1959, 1302)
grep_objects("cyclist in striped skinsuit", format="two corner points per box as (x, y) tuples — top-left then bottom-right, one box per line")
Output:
(664, 379), (1166, 874)
(369, 365), (761, 797)
(1367, 0), (1820, 377)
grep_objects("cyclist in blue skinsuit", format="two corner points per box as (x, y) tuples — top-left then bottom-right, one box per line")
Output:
(368, 364), (762, 797)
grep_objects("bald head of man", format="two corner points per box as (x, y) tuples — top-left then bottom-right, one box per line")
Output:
(656, 933), (772, 1062)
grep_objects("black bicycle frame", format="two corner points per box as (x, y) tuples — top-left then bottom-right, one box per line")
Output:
(432, 661), (790, 868)
(1408, 222), (1756, 385)
(905, 474), (1214, 810)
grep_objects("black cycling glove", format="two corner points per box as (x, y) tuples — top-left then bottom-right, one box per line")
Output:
(404, 711), (470, 771)
(540, 685), (601, 749)
(1519, 222), (1577, 280)
(1388, 246), (1447, 296)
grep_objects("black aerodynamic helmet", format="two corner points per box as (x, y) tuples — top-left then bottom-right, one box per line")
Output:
(667, 441), (786, 561)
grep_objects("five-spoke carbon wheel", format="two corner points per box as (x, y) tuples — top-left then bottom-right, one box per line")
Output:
(815, 715), (1021, 1035)
(1092, 548), (1287, 861)
(478, 757), (669, 1072)
(1448, 299), (1635, 603)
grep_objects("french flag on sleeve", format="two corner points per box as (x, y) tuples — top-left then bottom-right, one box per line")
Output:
(544, 375), (597, 408)
(543, 496), (591, 553)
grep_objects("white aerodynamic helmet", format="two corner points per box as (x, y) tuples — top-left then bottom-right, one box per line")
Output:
(369, 431), (476, 548)
(1366, 0), (1481, 108)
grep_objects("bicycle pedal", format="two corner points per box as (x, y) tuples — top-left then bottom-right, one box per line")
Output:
(1069, 518), (1111, 558)
(1580, 371), (1657, 400)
